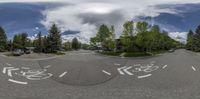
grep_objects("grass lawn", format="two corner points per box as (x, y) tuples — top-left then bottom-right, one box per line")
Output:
(99, 51), (122, 56)
(123, 52), (152, 57)
(99, 50), (167, 57)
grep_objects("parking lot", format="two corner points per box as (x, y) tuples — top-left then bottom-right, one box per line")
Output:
(1, 49), (200, 99)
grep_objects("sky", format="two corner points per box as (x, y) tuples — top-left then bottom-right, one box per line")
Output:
(1, 0), (200, 43)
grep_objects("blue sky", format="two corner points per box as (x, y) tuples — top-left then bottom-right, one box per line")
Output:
(0, 0), (200, 43)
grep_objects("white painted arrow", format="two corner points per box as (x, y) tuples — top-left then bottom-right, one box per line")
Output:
(123, 66), (134, 75)
(118, 66), (127, 75)
(118, 66), (134, 75)
(3, 67), (19, 77)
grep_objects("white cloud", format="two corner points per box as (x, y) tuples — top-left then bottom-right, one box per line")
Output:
(2, 0), (200, 42)
(168, 32), (188, 43)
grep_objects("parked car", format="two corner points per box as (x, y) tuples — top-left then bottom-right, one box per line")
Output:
(169, 48), (175, 52)
(25, 50), (31, 54)
(12, 49), (24, 56)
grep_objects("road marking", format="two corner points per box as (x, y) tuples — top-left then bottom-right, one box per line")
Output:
(124, 66), (134, 75)
(6, 63), (11, 66)
(118, 66), (134, 75)
(102, 70), (111, 76)
(162, 65), (168, 69)
(118, 66), (127, 75)
(114, 63), (121, 66)
(192, 66), (197, 71)
(3, 67), (14, 74)
(44, 65), (51, 68)
(138, 74), (152, 79)
(21, 67), (30, 69)
(8, 68), (20, 77)
(8, 79), (28, 85)
(59, 71), (68, 78)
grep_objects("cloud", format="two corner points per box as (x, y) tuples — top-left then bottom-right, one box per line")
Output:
(2, 0), (200, 43)
(168, 32), (188, 43)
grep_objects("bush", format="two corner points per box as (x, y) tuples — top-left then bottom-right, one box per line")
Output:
(54, 51), (65, 55)
(100, 51), (121, 56)
(123, 52), (152, 57)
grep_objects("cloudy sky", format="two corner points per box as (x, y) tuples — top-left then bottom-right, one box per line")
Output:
(1, 0), (200, 43)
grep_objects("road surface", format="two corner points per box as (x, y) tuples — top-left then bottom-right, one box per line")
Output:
(0, 49), (200, 99)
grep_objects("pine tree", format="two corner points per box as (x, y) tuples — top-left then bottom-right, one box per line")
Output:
(36, 32), (43, 52)
(193, 25), (200, 51)
(48, 24), (62, 53)
(21, 33), (28, 51)
(186, 30), (194, 50)
(0, 26), (7, 51)
(72, 37), (79, 50)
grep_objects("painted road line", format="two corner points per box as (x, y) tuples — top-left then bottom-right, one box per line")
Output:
(44, 65), (51, 68)
(102, 70), (111, 76)
(114, 63), (121, 66)
(118, 66), (127, 75)
(7, 68), (20, 77)
(124, 66), (134, 75)
(138, 74), (152, 79)
(6, 63), (11, 66)
(21, 67), (30, 69)
(192, 66), (197, 71)
(59, 71), (68, 78)
(8, 79), (28, 85)
(3, 67), (14, 74)
(162, 65), (168, 69)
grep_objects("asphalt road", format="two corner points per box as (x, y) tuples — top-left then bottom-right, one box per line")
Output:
(1, 49), (200, 99)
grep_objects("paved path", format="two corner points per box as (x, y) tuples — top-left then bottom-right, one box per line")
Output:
(0, 49), (200, 99)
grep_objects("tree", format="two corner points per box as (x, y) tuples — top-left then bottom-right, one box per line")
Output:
(48, 24), (62, 52)
(21, 33), (28, 51)
(81, 43), (90, 50)
(122, 21), (134, 37)
(0, 26), (7, 51)
(186, 30), (194, 50)
(96, 24), (112, 49)
(35, 32), (43, 52)
(90, 37), (99, 45)
(120, 21), (135, 52)
(192, 25), (200, 51)
(72, 38), (80, 50)
(63, 42), (72, 51)
(110, 25), (115, 40)
(7, 40), (13, 51)
(136, 21), (148, 33)
(90, 24), (114, 50)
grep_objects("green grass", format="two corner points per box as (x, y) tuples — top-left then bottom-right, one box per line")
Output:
(150, 50), (167, 55)
(100, 51), (122, 56)
(54, 52), (66, 55)
(123, 52), (152, 57)
(99, 50), (167, 57)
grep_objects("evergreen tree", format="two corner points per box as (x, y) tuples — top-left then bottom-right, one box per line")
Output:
(48, 24), (61, 52)
(72, 37), (80, 50)
(35, 32), (43, 52)
(186, 30), (194, 50)
(0, 26), (7, 51)
(21, 33), (28, 51)
(13, 34), (22, 49)
(193, 25), (200, 51)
